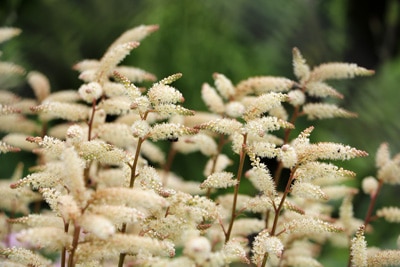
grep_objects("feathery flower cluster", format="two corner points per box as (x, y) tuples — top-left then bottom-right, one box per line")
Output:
(1, 24), (400, 267)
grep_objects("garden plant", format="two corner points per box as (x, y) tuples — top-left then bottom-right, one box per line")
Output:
(0, 24), (400, 267)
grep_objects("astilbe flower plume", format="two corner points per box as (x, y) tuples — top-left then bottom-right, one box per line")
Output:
(2, 23), (400, 267)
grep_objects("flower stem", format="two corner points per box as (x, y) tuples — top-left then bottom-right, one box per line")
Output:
(118, 137), (145, 267)
(61, 222), (69, 267)
(225, 134), (247, 243)
(363, 179), (384, 226)
(68, 224), (81, 267)
(271, 167), (296, 236)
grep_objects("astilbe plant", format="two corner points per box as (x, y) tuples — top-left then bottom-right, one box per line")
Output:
(0, 24), (399, 267)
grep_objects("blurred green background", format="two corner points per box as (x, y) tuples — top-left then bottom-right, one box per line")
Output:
(1, 0), (400, 266)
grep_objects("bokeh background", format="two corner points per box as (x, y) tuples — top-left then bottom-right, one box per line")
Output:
(1, 0), (400, 266)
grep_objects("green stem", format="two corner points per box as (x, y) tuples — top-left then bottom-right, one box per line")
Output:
(225, 134), (247, 243)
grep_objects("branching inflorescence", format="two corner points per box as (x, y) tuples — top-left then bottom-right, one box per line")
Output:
(0, 24), (399, 267)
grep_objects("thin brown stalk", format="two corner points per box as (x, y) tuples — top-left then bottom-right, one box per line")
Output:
(225, 134), (247, 243)
(206, 134), (226, 198)
(271, 166), (297, 236)
(363, 179), (384, 226)
(61, 222), (69, 267)
(67, 224), (81, 267)
(118, 137), (145, 267)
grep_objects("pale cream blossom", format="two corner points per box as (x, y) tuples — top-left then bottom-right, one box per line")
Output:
(27, 71), (50, 103)
(40, 188), (81, 221)
(130, 95), (152, 114)
(158, 73), (183, 85)
(278, 144), (298, 168)
(251, 230), (284, 266)
(213, 72), (235, 100)
(96, 123), (133, 148)
(288, 89), (306, 106)
(112, 70), (142, 100)
(225, 101), (245, 118)
(292, 47), (310, 82)
(89, 205), (145, 226)
(94, 42), (140, 83)
(78, 82), (103, 103)
(284, 217), (342, 236)
(245, 165), (276, 196)
(367, 250), (400, 267)
(377, 159), (400, 185)
(10, 98), (38, 114)
(98, 96), (131, 115)
(309, 62), (374, 81)
(107, 24), (159, 51)
(0, 247), (52, 267)
(183, 236), (211, 265)
(376, 207), (400, 223)
(0, 103), (20, 115)
(154, 103), (195, 117)
(73, 59), (99, 72)
(115, 66), (156, 83)
(297, 142), (368, 162)
(203, 154), (232, 176)
(0, 62), (25, 75)
(305, 81), (344, 99)
(131, 120), (151, 138)
(140, 140), (166, 165)
(231, 218), (264, 237)
(0, 114), (39, 134)
(322, 185), (359, 200)
(2, 133), (38, 151)
(236, 76), (294, 97)
(196, 118), (242, 136)
(0, 140), (21, 153)
(200, 171), (237, 189)
(174, 133), (218, 156)
(33, 101), (89, 121)
(245, 116), (294, 137)
(302, 103), (357, 120)
(79, 213), (115, 240)
(361, 176), (379, 196)
(75, 233), (175, 262)
(149, 123), (198, 141)
(8, 214), (64, 228)
(250, 141), (278, 158)
(291, 181), (328, 200)
(0, 90), (20, 104)
(0, 180), (41, 214)
(148, 83), (184, 105)
(61, 147), (87, 205)
(16, 227), (72, 251)
(294, 161), (356, 184)
(92, 187), (168, 215)
(0, 27), (21, 43)
(376, 142), (391, 168)
(43, 90), (80, 103)
(350, 226), (367, 267)
(77, 139), (127, 165)
(339, 194), (361, 235)
(243, 92), (288, 120)
(201, 83), (225, 114)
